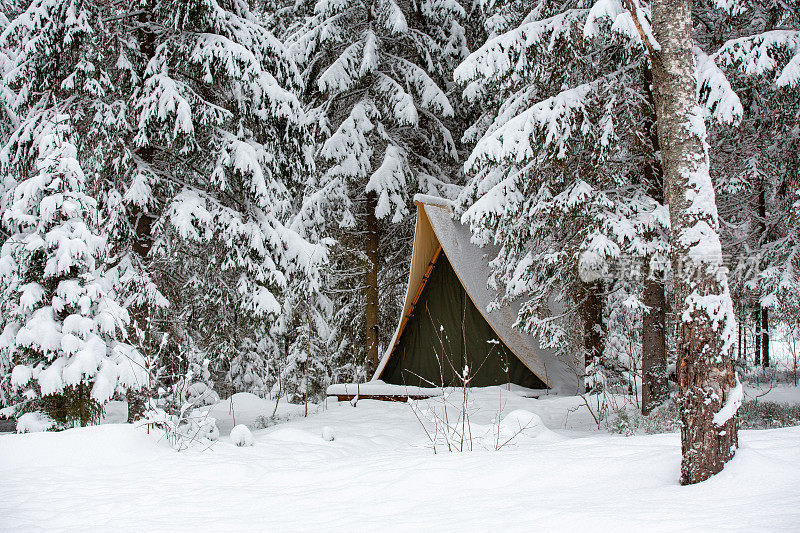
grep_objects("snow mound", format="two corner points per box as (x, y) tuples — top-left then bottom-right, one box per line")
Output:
(494, 409), (560, 443)
(411, 392), (564, 451)
(207, 392), (314, 436)
(16, 412), (55, 433)
(266, 427), (327, 445)
(230, 424), (254, 447)
(322, 426), (335, 441)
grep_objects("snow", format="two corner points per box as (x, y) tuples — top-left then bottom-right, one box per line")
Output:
(413, 193), (453, 209)
(2, 387), (799, 530)
(206, 392), (307, 435)
(230, 424), (254, 447)
(15, 411), (54, 433)
(714, 374), (743, 426)
(327, 381), (442, 397)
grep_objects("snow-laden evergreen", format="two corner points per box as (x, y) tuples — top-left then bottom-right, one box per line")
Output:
(453, 0), (671, 390)
(0, 112), (147, 425)
(0, 0), (150, 424)
(284, 0), (467, 378)
(113, 0), (326, 393)
(0, 0), (327, 417)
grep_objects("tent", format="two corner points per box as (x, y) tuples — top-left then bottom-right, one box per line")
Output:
(373, 196), (579, 394)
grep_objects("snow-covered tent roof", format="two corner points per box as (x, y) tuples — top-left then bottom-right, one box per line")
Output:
(373, 196), (580, 394)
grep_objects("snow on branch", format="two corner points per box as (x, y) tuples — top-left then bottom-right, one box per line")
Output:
(714, 30), (800, 88)
(318, 39), (364, 94)
(465, 83), (592, 170)
(584, 0), (658, 51)
(379, 0), (408, 35)
(454, 10), (588, 101)
(695, 47), (742, 125)
(375, 73), (419, 125)
(366, 145), (409, 223)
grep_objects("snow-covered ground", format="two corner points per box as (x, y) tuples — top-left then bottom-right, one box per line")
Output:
(2, 386), (799, 531)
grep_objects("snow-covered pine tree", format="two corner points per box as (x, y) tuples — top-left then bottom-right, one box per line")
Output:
(454, 0), (671, 398)
(0, 0), (327, 420)
(0, 111), (147, 426)
(117, 0), (328, 406)
(285, 0), (466, 376)
(0, 0), (152, 426)
(695, 0), (800, 372)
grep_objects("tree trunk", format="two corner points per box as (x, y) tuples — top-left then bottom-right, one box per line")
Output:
(647, 0), (739, 484)
(737, 314), (742, 363)
(127, 16), (157, 423)
(753, 309), (761, 366)
(761, 307), (769, 367)
(364, 192), (380, 376)
(642, 275), (669, 414)
(641, 69), (670, 415)
(757, 183), (770, 367)
(580, 281), (604, 392)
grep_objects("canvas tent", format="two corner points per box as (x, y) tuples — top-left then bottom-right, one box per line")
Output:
(373, 196), (579, 394)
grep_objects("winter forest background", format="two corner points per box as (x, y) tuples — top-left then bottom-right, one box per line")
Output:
(0, 0), (798, 431)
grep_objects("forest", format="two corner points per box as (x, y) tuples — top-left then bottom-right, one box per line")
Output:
(0, 0), (799, 528)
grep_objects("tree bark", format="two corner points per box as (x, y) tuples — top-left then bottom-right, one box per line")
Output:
(364, 192), (380, 376)
(642, 275), (669, 414)
(757, 183), (770, 367)
(646, 0), (739, 484)
(641, 69), (670, 415)
(761, 307), (769, 367)
(753, 309), (761, 366)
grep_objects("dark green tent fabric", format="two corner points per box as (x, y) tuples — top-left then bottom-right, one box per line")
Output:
(381, 253), (547, 389)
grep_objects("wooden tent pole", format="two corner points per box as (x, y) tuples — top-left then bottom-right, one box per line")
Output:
(388, 246), (443, 358)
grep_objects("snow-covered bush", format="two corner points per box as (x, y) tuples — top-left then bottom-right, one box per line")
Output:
(230, 424), (254, 447)
(738, 401), (800, 430)
(183, 383), (220, 408)
(409, 388), (558, 452)
(15, 411), (55, 433)
(608, 397), (680, 436)
(138, 400), (219, 451)
(252, 414), (279, 429)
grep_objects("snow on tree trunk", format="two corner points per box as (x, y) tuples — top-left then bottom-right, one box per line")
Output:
(648, 0), (740, 484)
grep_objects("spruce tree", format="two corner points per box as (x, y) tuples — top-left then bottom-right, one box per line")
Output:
(286, 0), (466, 377)
(454, 0), (671, 395)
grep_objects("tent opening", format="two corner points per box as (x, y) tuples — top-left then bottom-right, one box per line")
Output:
(379, 252), (548, 389)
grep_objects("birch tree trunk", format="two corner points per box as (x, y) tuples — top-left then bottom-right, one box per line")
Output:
(648, 0), (740, 484)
